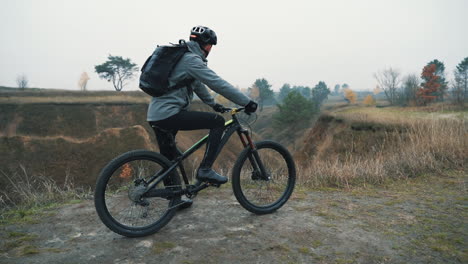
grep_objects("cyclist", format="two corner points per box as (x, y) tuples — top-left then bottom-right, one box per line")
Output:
(147, 26), (258, 189)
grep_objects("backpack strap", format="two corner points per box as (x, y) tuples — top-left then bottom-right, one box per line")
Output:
(169, 40), (194, 92)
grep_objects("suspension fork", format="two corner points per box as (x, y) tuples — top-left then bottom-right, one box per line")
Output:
(237, 129), (270, 180)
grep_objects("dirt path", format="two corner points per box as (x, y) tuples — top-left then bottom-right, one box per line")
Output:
(1, 172), (466, 264)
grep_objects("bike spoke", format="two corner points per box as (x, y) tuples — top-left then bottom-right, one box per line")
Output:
(103, 160), (173, 228)
(95, 150), (183, 236)
(236, 144), (294, 209)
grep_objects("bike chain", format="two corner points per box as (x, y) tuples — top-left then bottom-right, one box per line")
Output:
(167, 201), (187, 210)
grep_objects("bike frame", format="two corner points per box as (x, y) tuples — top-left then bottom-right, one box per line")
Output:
(144, 109), (269, 194)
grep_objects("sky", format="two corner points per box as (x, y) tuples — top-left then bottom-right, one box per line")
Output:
(0, 0), (467, 92)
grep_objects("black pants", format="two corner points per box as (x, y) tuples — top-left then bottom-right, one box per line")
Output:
(149, 111), (225, 168)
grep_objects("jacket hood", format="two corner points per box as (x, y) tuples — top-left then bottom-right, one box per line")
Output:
(186, 40), (207, 62)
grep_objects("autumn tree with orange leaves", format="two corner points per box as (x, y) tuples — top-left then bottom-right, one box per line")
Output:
(344, 88), (357, 104)
(363, 95), (376, 106)
(417, 64), (440, 105)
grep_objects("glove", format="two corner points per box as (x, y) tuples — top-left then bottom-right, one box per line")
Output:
(244, 101), (258, 113)
(212, 103), (226, 113)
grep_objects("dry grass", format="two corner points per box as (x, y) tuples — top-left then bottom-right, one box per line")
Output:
(0, 87), (150, 104)
(298, 107), (467, 188)
(334, 103), (467, 123)
(0, 165), (91, 217)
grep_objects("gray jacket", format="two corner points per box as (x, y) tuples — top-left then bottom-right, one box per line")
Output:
(147, 41), (251, 121)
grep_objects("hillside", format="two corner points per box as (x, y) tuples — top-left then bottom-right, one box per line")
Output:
(249, 105), (320, 155)
(0, 96), (246, 193)
(1, 91), (466, 263)
(2, 89), (465, 190)
(293, 104), (467, 187)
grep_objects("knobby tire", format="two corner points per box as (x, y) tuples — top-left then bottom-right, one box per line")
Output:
(232, 140), (296, 214)
(94, 150), (181, 237)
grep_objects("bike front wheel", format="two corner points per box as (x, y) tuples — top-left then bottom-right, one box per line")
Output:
(232, 140), (296, 214)
(94, 150), (181, 237)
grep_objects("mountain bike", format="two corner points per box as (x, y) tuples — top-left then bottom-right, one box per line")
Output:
(94, 108), (296, 237)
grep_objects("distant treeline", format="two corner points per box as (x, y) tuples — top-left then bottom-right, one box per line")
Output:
(374, 57), (467, 106)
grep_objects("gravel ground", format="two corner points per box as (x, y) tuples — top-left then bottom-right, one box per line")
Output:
(1, 172), (466, 264)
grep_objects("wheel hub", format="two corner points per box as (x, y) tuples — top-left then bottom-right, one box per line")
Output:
(251, 170), (270, 181)
(128, 181), (148, 202)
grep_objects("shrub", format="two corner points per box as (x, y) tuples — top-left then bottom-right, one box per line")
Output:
(362, 95), (376, 106)
(273, 91), (318, 128)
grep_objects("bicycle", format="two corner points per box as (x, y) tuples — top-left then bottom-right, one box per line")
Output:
(94, 107), (296, 237)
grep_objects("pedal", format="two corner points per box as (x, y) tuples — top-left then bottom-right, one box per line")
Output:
(210, 183), (221, 188)
(177, 198), (193, 210)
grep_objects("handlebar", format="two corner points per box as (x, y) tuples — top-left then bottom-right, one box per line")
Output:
(219, 107), (246, 115)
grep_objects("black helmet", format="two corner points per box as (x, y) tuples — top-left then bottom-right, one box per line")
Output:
(190, 26), (217, 45)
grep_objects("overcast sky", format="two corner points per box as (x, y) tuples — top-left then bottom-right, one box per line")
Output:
(1, 0), (467, 92)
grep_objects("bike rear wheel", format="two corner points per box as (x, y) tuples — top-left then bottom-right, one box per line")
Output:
(232, 140), (296, 214)
(94, 150), (181, 237)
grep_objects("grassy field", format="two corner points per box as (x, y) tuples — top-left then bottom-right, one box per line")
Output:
(332, 103), (467, 122)
(0, 88), (150, 104)
(295, 103), (467, 188)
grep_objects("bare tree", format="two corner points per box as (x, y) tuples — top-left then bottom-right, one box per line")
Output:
(78, 72), (90, 91)
(16, 74), (29, 90)
(373, 67), (401, 105)
(400, 74), (420, 105)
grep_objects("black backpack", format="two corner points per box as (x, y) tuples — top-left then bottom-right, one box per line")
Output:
(139, 40), (192, 97)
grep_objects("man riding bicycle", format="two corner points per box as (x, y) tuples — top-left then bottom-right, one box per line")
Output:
(147, 26), (258, 190)
(94, 26), (294, 237)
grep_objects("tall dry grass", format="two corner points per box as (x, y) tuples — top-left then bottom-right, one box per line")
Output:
(0, 165), (91, 216)
(298, 114), (467, 188)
